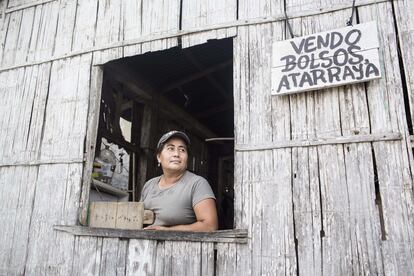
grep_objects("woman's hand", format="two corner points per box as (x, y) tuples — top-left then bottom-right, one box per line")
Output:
(144, 225), (169, 230)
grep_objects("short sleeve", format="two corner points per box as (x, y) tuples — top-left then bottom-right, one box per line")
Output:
(191, 177), (216, 207)
(140, 177), (157, 202)
(139, 183), (149, 201)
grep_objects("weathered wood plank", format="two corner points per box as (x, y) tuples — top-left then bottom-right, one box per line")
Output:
(39, 54), (92, 161)
(235, 132), (402, 151)
(0, 68), (25, 163)
(126, 239), (157, 275)
(248, 24), (273, 144)
(122, 0), (142, 58)
(291, 147), (322, 275)
(14, 7), (35, 65)
(5, 0), (55, 13)
(141, 0), (179, 53)
(343, 143), (384, 274)
(99, 238), (123, 275)
(181, 0), (237, 48)
(0, 63), (50, 165)
(25, 163), (82, 274)
(71, 0), (98, 52)
(170, 242), (201, 275)
(216, 243), (237, 276)
(317, 145), (352, 275)
(393, 0), (414, 129)
(79, 65), (103, 225)
(32, 1), (59, 60)
(54, 225), (248, 244)
(93, 0), (123, 65)
(1, 10), (22, 66)
(359, 4), (414, 274)
(200, 242), (215, 276)
(238, 0), (284, 19)
(372, 141), (414, 275)
(53, 0), (77, 56)
(72, 236), (102, 275)
(0, 166), (38, 275)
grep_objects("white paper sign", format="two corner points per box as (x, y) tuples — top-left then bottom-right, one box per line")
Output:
(271, 21), (381, 95)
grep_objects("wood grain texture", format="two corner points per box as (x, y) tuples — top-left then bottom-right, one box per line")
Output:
(393, 0), (414, 129)
(54, 225), (248, 243)
(0, 166), (38, 275)
(126, 239), (157, 275)
(71, 0), (98, 53)
(0, 63), (51, 165)
(53, 0), (77, 57)
(238, 0), (284, 20)
(93, 0), (123, 65)
(141, 0), (179, 54)
(39, 54), (92, 161)
(181, 0), (237, 48)
(24, 164), (82, 274)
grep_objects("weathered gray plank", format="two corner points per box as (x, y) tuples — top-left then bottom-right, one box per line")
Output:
(72, 236), (102, 275)
(141, 0), (179, 53)
(238, 0), (283, 20)
(200, 242), (214, 276)
(39, 54), (92, 161)
(247, 24), (273, 144)
(54, 225), (248, 243)
(126, 239), (157, 275)
(216, 243), (237, 276)
(116, 239), (129, 275)
(291, 147), (322, 275)
(93, 0), (123, 65)
(32, 1), (59, 61)
(181, 0), (237, 48)
(53, 0), (77, 56)
(0, 68), (25, 163)
(1, 10), (22, 66)
(0, 166), (38, 275)
(24, 163), (81, 274)
(71, 0), (98, 52)
(286, 0), (350, 13)
(0, 63), (51, 165)
(317, 145), (352, 275)
(393, 0), (414, 129)
(122, 0), (143, 57)
(359, 4), (414, 274)
(14, 7), (35, 64)
(79, 65), (103, 225)
(170, 242), (202, 276)
(373, 141), (414, 275)
(343, 143), (384, 274)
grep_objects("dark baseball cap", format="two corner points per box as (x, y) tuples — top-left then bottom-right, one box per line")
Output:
(156, 130), (191, 151)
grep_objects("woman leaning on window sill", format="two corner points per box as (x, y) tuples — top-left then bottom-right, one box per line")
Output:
(140, 130), (218, 232)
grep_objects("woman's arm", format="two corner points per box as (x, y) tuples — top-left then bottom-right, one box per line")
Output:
(144, 198), (218, 232)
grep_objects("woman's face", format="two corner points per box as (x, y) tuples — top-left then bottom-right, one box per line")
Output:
(157, 137), (188, 174)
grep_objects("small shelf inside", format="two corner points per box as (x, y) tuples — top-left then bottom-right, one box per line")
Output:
(91, 178), (129, 197)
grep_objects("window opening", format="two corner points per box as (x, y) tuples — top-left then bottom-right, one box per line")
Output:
(90, 38), (234, 230)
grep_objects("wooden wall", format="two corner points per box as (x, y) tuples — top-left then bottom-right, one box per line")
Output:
(0, 0), (413, 275)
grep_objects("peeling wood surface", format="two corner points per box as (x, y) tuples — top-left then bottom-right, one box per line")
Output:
(0, 0), (413, 275)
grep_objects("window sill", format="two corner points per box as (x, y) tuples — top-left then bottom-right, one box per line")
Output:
(54, 225), (248, 244)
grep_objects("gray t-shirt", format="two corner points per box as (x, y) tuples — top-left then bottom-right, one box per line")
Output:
(140, 171), (216, 226)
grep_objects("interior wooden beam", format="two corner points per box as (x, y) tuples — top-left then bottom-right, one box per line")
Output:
(160, 59), (232, 94)
(183, 52), (231, 101)
(195, 103), (233, 119)
(105, 62), (217, 138)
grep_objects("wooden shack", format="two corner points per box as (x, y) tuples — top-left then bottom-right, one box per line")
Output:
(1, 0), (414, 275)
